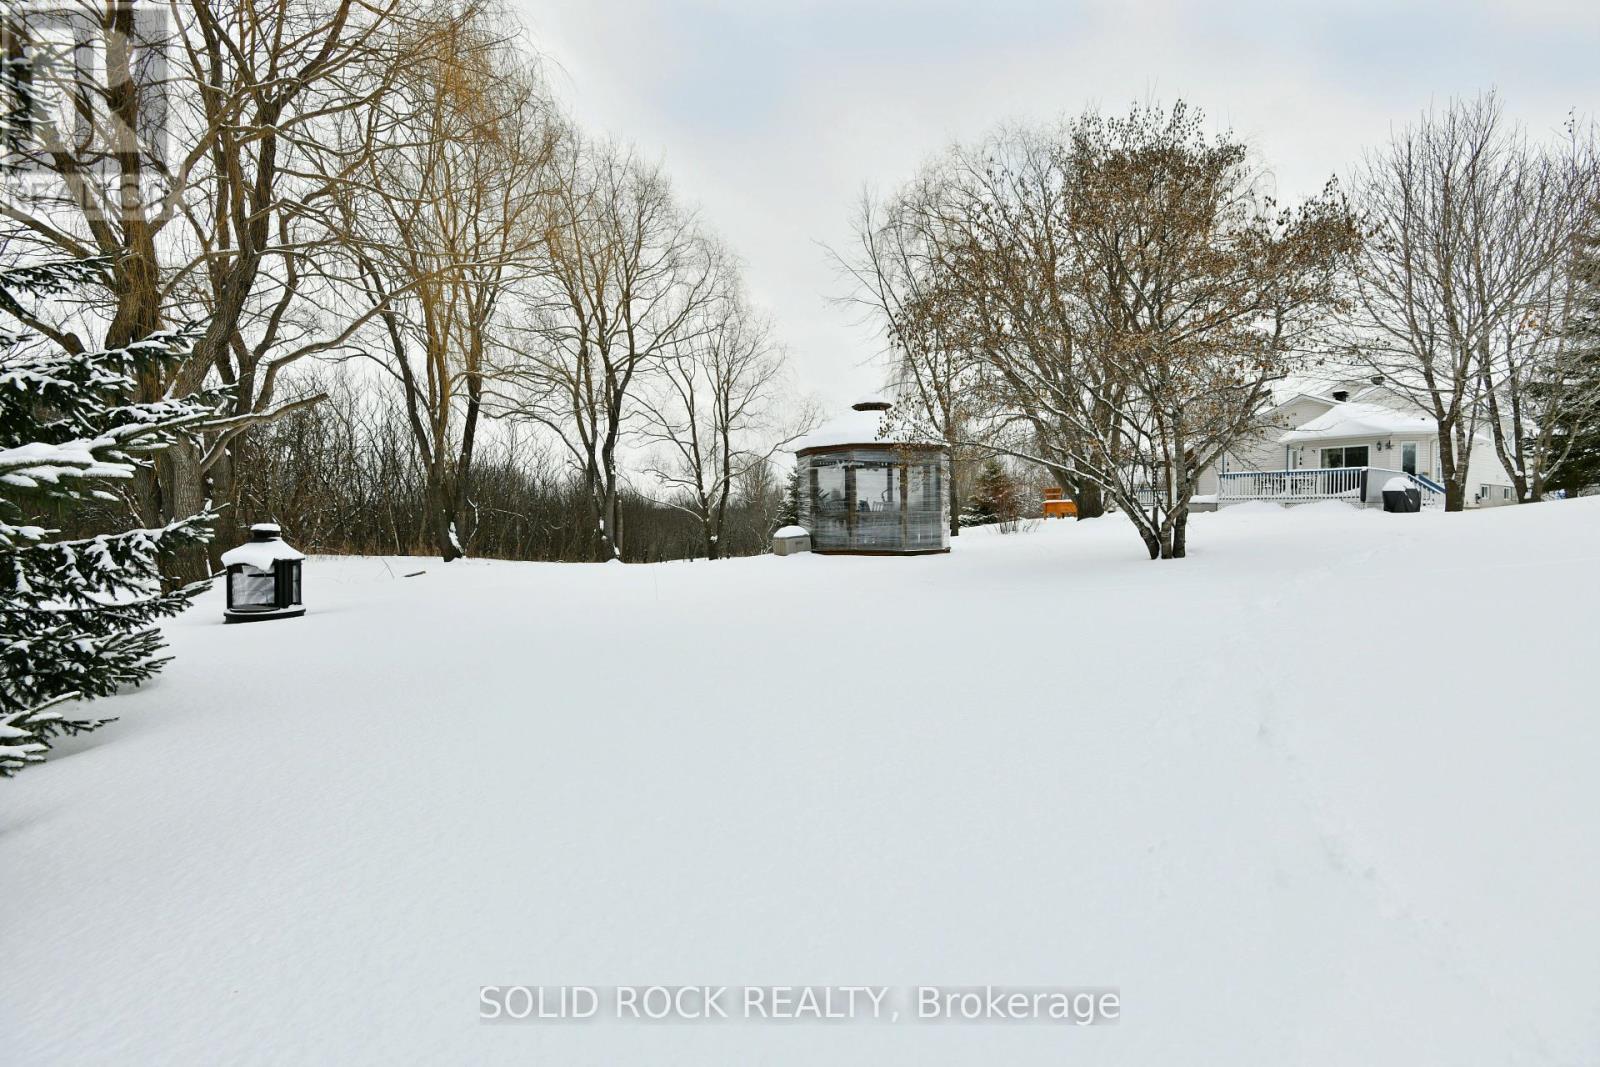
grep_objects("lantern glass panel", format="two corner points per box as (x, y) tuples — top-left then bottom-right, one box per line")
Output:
(230, 565), (277, 609)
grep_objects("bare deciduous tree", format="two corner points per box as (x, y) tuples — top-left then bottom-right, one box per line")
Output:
(640, 291), (807, 558)
(330, 1), (555, 560)
(1348, 95), (1596, 508)
(0, 0), (415, 576)
(836, 186), (984, 533)
(1472, 119), (1599, 502)
(491, 137), (720, 561)
(877, 104), (1360, 559)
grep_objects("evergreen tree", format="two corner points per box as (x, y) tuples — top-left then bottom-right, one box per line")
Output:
(967, 458), (1021, 525)
(1, 257), (218, 776)
(778, 463), (802, 528)
(1549, 231), (1600, 495)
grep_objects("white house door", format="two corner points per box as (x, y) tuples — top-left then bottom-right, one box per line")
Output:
(1402, 442), (1417, 476)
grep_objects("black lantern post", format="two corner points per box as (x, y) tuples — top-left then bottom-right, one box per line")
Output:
(221, 523), (306, 623)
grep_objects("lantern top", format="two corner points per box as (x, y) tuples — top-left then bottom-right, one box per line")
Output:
(221, 526), (305, 570)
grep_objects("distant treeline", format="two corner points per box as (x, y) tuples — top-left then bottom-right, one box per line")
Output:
(225, 375), (784, 564)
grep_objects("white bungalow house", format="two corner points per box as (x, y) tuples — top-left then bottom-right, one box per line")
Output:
(1194, 380), (1516, 509)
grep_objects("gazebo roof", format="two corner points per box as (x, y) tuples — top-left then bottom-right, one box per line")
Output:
(792, 397), (944, 454)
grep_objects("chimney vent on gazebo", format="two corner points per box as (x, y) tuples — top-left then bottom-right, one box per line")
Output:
(851, 394), (893, 412)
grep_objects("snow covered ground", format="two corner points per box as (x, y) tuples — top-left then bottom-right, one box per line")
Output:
(5, 500), (1600, 1065)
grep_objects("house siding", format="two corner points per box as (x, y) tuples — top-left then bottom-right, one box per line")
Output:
(1199, 396), (1333, 495)
(1288, 433), (1434, 478)
(1466, 444), (1517, 505)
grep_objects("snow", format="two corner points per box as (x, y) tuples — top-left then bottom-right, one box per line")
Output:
(218, 536), (305, 570)
(5, 501), (1600, 1065)
(773, 525), (808, 538)
(1278, 400), (1435, 443)
(1214, 499), (1283, 516)
(0, 438), (134, 487)
(792, 405), (895, 450)
(1383, 477), (1412, 492)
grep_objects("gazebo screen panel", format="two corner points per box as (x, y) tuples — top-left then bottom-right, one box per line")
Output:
(799, 447), (948, 553)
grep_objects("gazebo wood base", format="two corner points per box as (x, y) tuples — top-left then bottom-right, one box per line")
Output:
(810, 548), (951, 556)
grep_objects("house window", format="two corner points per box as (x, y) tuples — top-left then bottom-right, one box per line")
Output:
(1320, 445), (1369, 469)
(1401, 442), (1417, 476)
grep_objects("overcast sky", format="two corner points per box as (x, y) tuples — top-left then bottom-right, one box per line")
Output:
(517, 0), (1599, 414)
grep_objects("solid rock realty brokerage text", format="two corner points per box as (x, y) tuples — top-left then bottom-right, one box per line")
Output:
(479, 985), (1121, 1024)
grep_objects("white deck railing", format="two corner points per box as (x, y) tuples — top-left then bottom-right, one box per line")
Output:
(1218, 467), (1365, 504)
(1217, 467), (1445, 508)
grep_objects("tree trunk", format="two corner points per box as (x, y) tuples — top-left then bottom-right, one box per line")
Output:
(1483, 381), (1531, 503)
(1068, 478), (1105, 519)
(1437, 428), (1466, 512)
(426, 465), (462, 562)
(208, 445), (238, 529)
(947, 455), (960, 537)
(611, 493), (623, 560)
(1169, 507), (1189, 559)
(131, 467), (164, 531)
(600, 475), (621, 562)
(448, 377), (483, 558)
(160, 441), (213, 584)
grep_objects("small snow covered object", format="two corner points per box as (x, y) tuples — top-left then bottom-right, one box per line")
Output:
(1380, 478), (1422, 514)
(772, 525), (811, 556)
(220, 523), (306, 623)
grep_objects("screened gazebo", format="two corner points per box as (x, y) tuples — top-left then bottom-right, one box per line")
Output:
(793, 396), (950, 555)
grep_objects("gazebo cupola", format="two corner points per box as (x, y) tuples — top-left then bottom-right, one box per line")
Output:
(791, 395), (949, 555)
(851, 393), (892, 412)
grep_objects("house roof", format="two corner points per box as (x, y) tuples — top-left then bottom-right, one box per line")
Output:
(1267, 389), (1337, 413)
(1279, 401), (1435, 444)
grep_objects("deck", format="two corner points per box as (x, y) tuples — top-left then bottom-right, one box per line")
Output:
(1217, 467), (1444, 508)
